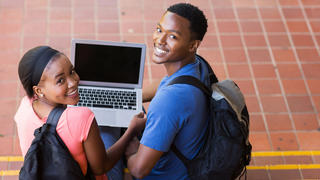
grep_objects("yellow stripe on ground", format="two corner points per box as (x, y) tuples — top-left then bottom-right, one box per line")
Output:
(123, 168), (130, 173)
(252, 151), (320, 157)
(247, 164), (320, 170)
(0, 170), (19, 176)
(0, 156), (23, 162)
(1, 151), (320, 176)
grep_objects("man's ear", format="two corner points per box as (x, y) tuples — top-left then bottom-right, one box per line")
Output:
(189, 40), (201, 53)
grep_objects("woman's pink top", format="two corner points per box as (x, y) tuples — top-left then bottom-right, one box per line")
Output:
(14, 96), (107, 180)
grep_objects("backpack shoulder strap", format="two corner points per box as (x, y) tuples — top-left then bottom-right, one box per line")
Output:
(168, 75), (211, 164)
(167, 75), (212, 97)
(171, 144), (189, 164)
(46, 106), (66, 128)
(196, 54), (218, 84)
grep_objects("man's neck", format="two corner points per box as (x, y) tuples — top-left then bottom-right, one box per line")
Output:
(164, 55), (196, 76)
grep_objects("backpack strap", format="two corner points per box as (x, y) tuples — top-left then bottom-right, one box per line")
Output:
(168, 75), (211, 165)
(46, 106), (66, 128)
(167, 75), (212, 96)
(196, 54), (218, 84)
(171, 144), (189, 164)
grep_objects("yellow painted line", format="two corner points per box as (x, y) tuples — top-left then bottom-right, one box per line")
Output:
(252, 151), (320, 157)
(0, 151), (320, 176)
(247, 164), (320, 170)
(0, 170), (19, 176)
(0, 156), (23, 162)
(123, 168), (130, 173)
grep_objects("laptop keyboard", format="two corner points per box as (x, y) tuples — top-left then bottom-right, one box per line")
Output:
(76, 87), (137, 110)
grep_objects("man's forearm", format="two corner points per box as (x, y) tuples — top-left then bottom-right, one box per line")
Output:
(127, 153), (147, 179)
(126, 144), (164, 179)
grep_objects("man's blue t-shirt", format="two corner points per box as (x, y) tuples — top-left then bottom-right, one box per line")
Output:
(140, 57), (209, 180)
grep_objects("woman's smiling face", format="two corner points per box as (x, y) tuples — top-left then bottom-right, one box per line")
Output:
(37, 54), (80, 106)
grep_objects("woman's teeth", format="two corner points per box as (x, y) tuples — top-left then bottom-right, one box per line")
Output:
(67, 90), (77, 96)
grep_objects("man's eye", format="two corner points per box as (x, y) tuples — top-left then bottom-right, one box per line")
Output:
(156, 27), (161, 33)
(169, 35), (176, 39)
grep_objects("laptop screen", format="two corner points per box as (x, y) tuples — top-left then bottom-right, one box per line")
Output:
(71, 40), (146, 89)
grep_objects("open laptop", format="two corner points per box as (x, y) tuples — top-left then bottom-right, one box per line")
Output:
(70, 39), (146, 127)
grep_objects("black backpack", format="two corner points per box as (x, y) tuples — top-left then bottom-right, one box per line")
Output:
(168, 55), (252, 180)
(19, 106), (95, 180)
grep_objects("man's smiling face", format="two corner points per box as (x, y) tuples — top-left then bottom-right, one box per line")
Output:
(152, 11), (195, 65)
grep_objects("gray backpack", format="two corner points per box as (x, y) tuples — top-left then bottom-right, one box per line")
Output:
(168, 55), (252, 180)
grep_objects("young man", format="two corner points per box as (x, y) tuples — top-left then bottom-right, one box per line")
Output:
(126, 3), (210, 179)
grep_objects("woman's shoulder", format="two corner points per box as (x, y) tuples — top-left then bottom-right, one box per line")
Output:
(19, 96), (32, 107)
(61, 106), (95, 136)
(66, 106), (92, 111)
(65, 106), (94, 118)
(15, 96), (34, 122)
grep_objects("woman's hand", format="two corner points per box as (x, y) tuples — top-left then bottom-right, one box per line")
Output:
(128, 112), (146, 135)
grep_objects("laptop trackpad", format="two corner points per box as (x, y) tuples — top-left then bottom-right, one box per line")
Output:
(93, 109), (118, 127)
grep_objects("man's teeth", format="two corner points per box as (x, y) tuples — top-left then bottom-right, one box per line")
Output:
(156, 47), (167, 54)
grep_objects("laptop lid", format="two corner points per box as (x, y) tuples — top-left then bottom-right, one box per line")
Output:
(70, 39), (146, 89)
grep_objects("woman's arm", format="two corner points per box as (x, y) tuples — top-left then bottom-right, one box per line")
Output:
(83, 113), (146, 175)
(83, 119), (108, 175)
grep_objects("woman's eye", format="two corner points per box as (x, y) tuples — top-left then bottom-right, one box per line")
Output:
(156, 27), (161, 33)
(57, 78), (65, 84)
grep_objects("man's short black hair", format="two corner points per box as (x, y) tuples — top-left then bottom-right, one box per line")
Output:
(167, 3), (208, 41)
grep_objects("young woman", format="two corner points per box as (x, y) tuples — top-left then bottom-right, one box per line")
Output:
(14, 46), (146, 179)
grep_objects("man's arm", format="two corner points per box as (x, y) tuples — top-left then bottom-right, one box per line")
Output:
(142, 79), (162, 103)
(126, 143), (163, 179)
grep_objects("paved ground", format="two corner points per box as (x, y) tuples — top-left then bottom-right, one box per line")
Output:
(0, 0), (320, 179)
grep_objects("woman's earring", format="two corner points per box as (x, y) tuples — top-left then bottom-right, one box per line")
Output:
(39, 94), (44, 98)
